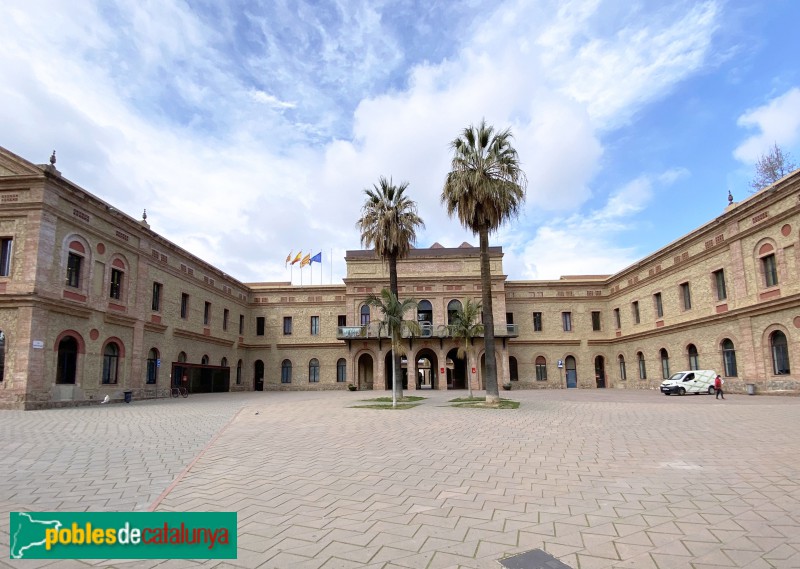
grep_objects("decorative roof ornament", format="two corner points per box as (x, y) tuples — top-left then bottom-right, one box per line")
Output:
(142, 209), (147, 221)
(50, 150), (56, 165)
(727, 190), (733, 205)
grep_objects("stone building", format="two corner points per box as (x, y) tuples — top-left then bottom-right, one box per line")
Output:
(0, 145), (797, 408)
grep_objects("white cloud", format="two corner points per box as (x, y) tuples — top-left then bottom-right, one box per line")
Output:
(0, 0), (722, 284)
(504, 171), (682, 280)
(733, 87), (800, 163)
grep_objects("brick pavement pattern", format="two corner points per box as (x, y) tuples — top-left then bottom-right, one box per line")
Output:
(2, 390), (800, 568)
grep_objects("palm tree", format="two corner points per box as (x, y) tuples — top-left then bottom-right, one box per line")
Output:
(364, 288), (420, 407)
(441, 119), (527, 404)
(357, 176), (424, 401)
(449, 299), (484, 399)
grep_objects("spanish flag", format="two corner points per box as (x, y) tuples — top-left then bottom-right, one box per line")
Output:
(291, 251), (302, 265)
(300, 253), (311, 267)
(285, 251), (292, 268)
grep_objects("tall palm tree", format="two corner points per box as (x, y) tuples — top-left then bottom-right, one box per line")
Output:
(357, 176), (424, 401)
(449, 299), (484, 399)
(364, 288), (420, 408)
(441, 119), (527, 404)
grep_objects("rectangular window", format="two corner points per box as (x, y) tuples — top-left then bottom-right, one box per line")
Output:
(506, 312), (514, 324)
(223, 309), (229, 331)
(562, 312), (572, 332)
(613, 308), (620, 330)
(680, 282), (692, 310)
(181, 293), (189, 319)
(337, 359), (346, 382)
(0, 238), (11, 277)
(631, 301), (640, 324)
(204, 302), (211, 326)
(535, 361), (547, 381)
(239, 314), (244, 335)
(256, 317), (265, 336)
(714, 269), (727, 301)
(109, 269), (123, 300)
(763, 254), (778, 287)
(654, 292), (663, 318)
(151, 282), (162, 311)
(283, 316), (292, 335)
(66, 253), (82, 287)
(592, 311), (601, 331)
(338, 315), (346, 327)
(533, 312), (543, 332)
(310, 316), (320, 335)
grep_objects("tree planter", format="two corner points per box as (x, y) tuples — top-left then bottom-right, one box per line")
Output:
(502, 383), (512, 391)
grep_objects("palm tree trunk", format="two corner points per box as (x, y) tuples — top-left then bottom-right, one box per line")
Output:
(391, 339), (398, 408)
(389, 255), (402, 404)
(479, 227), (499, 404)
(467, 346), (474, 399)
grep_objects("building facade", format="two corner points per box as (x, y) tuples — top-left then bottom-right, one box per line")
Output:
(0, 146), (798, 409)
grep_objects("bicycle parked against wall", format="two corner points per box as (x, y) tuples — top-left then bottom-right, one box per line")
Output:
(171, 375), (189, 398)
(171, 386), (188, 398)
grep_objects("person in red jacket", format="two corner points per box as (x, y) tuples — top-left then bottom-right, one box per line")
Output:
(714, 375), (725, 399)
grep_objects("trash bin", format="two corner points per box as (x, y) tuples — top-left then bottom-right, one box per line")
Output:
(746, 383), (755, 396)
(123, 391), (133, 403)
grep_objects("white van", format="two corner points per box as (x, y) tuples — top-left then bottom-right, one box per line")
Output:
(660, 370), (718, 395)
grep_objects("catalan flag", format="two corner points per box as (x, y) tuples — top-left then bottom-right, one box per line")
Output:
(285, 251), (292, 268)
(300, 253), (311, 267)
(291, 251), (302, 265)
(310, 252), (322, 264)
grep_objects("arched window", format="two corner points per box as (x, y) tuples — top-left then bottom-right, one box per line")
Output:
(618, 355), (626, 381)
(281, 359), (292, 383)
(758, 243), (779, 288)
(236, 360), (242, 384)
(337, 358), (346, 382)
(220, 357), (228, 368)
(146, 348), (159, 384)
(102, 343), (120, 384)
(535, 356), (547, 381)
(687, 344), (699, 370)
(57, 336), (78, 384)
(201, 354), (209, 365)
(178, 351), (187, 363)
(0, 329), (5, 383)
(447, 300), (462, 325)
(417, 300), (432, 324)
(771, 331), (790, 375)
(360, 304), (370, 326)
(660, 348), (670, 379)
(108, 257), (127, 301)
(637, 352), (646, 380)
(509, 356), (518, 381)
(309, 358), (320, 383)
(65, 240), (86, 289)
(721, 339), (737, 377)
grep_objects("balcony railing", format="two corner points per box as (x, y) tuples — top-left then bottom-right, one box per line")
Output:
(336, 322), (519, 340)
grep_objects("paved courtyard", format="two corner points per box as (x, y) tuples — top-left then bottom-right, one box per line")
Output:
(2, 389), (800, 568)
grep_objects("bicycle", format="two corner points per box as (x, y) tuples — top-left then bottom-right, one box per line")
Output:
(171, 386), (188, 398)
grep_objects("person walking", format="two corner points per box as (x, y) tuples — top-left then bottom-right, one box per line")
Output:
(714, 374), (725, 399)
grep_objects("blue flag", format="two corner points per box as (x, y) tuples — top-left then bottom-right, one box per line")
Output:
(310, 252), (322, 263)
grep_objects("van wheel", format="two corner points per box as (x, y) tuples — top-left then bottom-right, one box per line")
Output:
(678, 387), (686, 396)
(708, 386), (716, 395)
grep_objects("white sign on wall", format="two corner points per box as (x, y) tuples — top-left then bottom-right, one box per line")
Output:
(32, 340), (44, 349)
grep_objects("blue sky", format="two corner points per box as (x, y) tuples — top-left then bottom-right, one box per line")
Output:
(1, 0), (799, 284)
